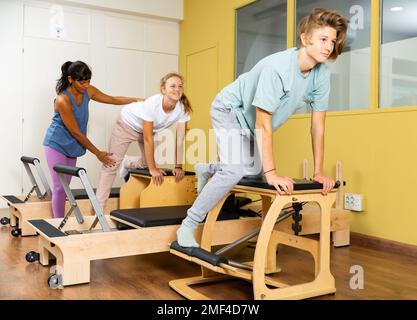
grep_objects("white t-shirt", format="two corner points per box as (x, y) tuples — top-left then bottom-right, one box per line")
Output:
(120, 93), (190, 133)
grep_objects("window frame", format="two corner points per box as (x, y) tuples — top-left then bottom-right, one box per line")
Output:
(235, 0), (417, 117)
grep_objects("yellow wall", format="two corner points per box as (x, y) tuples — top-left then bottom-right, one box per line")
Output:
(180, 0), (417, 246)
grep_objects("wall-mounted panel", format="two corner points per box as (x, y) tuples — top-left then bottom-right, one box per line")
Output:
(105, 16), (144, 50)
(106, 48), (146, 107)
(105, 48), (146, 184)
(144, 20), (179, 54)
(22, 37), (90, 190)
(24, 4), (91, 43)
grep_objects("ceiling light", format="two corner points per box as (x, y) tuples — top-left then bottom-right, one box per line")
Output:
(390, 6), (403, 12)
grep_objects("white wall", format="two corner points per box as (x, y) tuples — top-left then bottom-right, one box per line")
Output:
(0, 1), (24, 198)
(0, 0), (180, 206)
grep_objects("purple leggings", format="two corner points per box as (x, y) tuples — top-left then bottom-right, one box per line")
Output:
(44, 146), (77, 218)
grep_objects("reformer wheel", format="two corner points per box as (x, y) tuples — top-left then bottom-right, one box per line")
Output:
(11, 228), (21, 237)
(48, 273), (62, 288)
(0, 217), (10, 225)
(25, 251), (39, 263)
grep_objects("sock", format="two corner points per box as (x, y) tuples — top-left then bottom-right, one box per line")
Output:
(177, 224), (199, 247)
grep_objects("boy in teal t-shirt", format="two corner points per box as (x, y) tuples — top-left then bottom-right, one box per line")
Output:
(178, 8), (348, 247)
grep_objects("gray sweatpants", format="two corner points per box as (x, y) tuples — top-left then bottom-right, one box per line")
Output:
(182, 94), (262, 229)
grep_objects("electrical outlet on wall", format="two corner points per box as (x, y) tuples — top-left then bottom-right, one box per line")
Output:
(344, 193), (363, 211)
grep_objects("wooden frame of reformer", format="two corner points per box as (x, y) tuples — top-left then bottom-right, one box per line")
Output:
(1, 156), (119, 237)
(1, 195), (119, 236)
(28, 173), (261, 287)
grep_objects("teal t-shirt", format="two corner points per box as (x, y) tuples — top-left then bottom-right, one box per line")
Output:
(219, 47), (330, 134)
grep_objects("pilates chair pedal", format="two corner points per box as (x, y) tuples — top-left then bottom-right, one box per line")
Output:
(170, 241), (228, 266)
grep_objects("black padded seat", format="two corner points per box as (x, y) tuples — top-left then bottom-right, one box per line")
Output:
(237, 177), (339, 191)
(71, 187), (120, 200)
(111, 205), (239, 228)
(127, 168), (195, 177)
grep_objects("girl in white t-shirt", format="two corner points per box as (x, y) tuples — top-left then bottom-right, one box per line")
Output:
(96, 72), (192, 209)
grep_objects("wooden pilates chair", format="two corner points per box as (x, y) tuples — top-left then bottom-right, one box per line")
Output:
(0, 156), (119, 237)
(169, 178), (341, 300)
(235, 159), (349, 247)
(26, 164), (260, 288)
(218, 159), (350, 247)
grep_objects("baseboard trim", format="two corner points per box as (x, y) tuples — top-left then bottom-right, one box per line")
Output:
(351, 232), (417, 259)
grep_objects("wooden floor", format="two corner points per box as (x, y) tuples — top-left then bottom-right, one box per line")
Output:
(0, 208), (416, 300)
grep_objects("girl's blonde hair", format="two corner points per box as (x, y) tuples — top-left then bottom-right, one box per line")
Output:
(160, 72), (192, 114)
(297, 8), (348, 60)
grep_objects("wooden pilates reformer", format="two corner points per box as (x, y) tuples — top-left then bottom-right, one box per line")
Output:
(169, 177), (342, 300)
(0, 156), (119, 237)
(26, 164), (260, 288)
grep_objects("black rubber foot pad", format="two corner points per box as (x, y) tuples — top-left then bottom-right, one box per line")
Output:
(170, 241), (228, 266)
(2, 195), (24, 204)
(28, 220), (67, 238)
